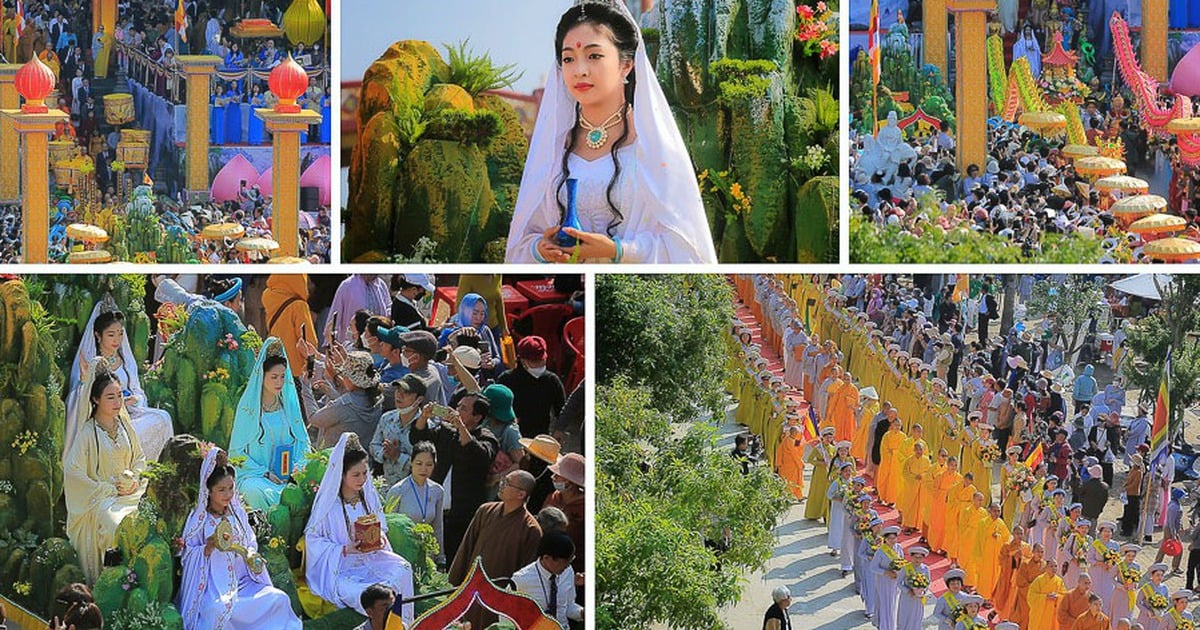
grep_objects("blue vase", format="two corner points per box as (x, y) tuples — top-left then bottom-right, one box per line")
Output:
(555, 178), (581, 247)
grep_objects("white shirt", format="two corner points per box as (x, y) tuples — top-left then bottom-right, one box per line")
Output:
(509, 560), (582, 627)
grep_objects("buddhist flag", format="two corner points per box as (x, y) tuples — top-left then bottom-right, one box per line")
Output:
(952, 274), (970, 304)
(14, 1), (25, 38)
(1024, 442), (1043, 471)
(1150, 347), (1172, 471)
(175, 0), (188, 43)
(868, 0), (880, 86)
(803, 405), (819, 443)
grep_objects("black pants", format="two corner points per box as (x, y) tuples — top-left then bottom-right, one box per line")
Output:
(1121, 495), (1142, 537)
(994, 427), (1012, 454)
(1189, 549), (1200, 590)
(1101, 461), (1114, 487)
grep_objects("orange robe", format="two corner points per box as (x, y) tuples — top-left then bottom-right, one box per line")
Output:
(1011, 555), (1044, 628)
(824, 379), (860, 443)
(994, 539), (1028, 618)
(877, 429), (906, 505)
(921, 461), (947, 537)
(1056, 589), (1091, 629)
(943, 481), (978, 561)
(901, 453), (932, 530)
(1069, 610), (1110, 630)
(958, 505), (988, 582)
(973, 516), (1011, 600)
(927, 468), (963, 552)
(776, 435), (807, 500)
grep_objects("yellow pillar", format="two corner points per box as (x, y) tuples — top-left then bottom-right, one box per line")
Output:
(2, 109), (68, 263)
(1143, 0), (1169, 82)
(0, 65), (20, 202)
(256, 109), (321, 258)
(924, 0), (948, 80)
(949, 0), (996, 175)
(177, 56), (222, 202)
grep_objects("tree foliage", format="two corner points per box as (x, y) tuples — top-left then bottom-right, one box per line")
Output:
(849, 214), (1106, 264)
(596, 274), (735, 419)
(1026, 276), (1108, 360)
(1123, 276), (1200, 431)
(596, 382), (791, 630)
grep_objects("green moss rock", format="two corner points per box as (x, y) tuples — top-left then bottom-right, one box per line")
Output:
(343, 111), (403, 262)
(425, 83), (475, 115)
(131, 539), (174, 603)
(93, 565), (129, 617)
(398, 139), (495, 261)
(793, 175), (838, 263)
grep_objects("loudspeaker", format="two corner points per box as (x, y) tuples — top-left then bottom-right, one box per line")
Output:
(300, 186), (320, 211)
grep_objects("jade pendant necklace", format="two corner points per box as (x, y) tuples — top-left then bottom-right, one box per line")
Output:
(579, 103), (627, 150)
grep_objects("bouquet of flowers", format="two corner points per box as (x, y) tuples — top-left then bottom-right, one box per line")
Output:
(856, 519), (874, 536)
(1177, 618), (1195, 630)
(1101, 548), (1121, 566)
(1119, 564), (1141, 586)
(907, 571), (930, 590)
(945, 421), (962, 442)
(1074, 544), (1088, 566)
(979, 443), (1002, 463)
(1147, 592), (1169, 611)
(891, 558), (910, 572)
(1005, 464), (1035, 494)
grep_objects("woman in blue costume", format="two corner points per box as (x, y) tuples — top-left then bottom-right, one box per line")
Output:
(229, 337), (310, 512)
(437, 293), (502, 373)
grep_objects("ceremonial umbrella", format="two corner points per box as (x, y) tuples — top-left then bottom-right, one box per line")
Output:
(266, 256), (309, 264)
(1129, 213), (1188, 237)
(1075, 156), (1127, 178)
(1111, 194), (1168, 225)
(1094, 175), (1149, 194)
(67, 250), (112, 264)
(1061, 144), (1099, 160)
(66, 223), (108, 243)
(234, 237), (279, 253)
(200, 223), (246, 241)
(1143, 237), (1200, 262)
(1019, 111), (1068, 136)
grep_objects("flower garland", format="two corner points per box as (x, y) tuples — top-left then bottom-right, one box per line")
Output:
(1005, 463), (1035, 494)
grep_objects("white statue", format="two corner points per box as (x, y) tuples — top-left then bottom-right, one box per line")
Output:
(855, 112), (918, 192)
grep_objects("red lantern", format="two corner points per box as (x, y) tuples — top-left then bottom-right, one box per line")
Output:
(268, 55), (308, 114)
(15, 55), (55, 114)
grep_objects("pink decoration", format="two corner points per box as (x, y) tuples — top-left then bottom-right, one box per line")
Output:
(299, 155), (331, 206)
(256, 166), (273, 198)
(1171, 41), (1200, 97)
(209, 154), (260, 202)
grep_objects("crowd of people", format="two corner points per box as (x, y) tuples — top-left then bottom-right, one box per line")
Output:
(58, 273), (586, 629)
(731, 274), (1200, 629)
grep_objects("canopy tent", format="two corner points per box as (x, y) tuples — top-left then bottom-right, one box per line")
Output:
(1109, 273), (1173, 301)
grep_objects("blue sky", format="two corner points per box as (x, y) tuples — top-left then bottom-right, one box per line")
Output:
(341, 0), (571, 93)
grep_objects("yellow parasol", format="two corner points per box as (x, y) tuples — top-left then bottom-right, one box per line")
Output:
(1143, 237), (1200, 262)
(1094, 175), (1149, 194)
(266, 256), (309, 264)
(67, 250), (112, 264)
(234, 237), (280, 253)
(1061, 144), (1099, 160)
(1111, 194), (1168, 222)
(1075, 156), (1127, 178)
(1129, 213), (1188, 236)
(66, 223), (109, 243)
(200, 223), (246, 241)
(1019, 111), (1068, 135)
(1167, 118), (1200, 134)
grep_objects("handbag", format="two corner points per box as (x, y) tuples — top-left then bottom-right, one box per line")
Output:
(1162, 537), (1183, 557)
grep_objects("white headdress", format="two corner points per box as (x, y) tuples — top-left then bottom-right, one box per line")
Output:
(65, 296), (141, 456)
(505, 0), (717, 263)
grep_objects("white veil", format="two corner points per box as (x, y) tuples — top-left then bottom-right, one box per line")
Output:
(504, 0), (718, 263)
(65, 296), (144, 456)
(305, 432), (389, 540)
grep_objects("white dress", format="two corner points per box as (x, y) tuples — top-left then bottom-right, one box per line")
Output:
(179, 512), (300, 630)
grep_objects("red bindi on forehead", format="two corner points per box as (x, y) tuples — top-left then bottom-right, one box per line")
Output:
(575, 41), (582, 49)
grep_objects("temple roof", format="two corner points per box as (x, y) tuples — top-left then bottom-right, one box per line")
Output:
(1043, 31), (1078, 67)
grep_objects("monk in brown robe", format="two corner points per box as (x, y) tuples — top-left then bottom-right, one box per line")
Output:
(995, 526), (1029, 618)
(1012, 543), (1047, 627)
(1070, 593), (1110, 630)
(1057, 573), (1094, 629)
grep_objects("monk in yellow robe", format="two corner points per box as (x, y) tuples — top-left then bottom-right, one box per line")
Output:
(850, 392), (880, 465)
(775, 425), (807, 501)
(37, 42), (59, 82)
(803, 428), (837, 521)
(973, 504), (1011, 601)
(0, 10), (15, 63)
(1012, 543), (1047, 628)
(928, 456), (963, 554)
(893, 424), (923, 505)
(877, 418), (906, 506)
(900, 441), (932, 531)
(958, 492), (988, 584)
(994, 526), (1029, 618)
(943, 472), (978, 561)
(1028, 560), (1068, 630)
(822, 368), (860, 443)
(920, 449), (948, 539)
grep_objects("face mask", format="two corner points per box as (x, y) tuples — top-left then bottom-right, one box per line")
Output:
(400, 354), (410, 368)
(360, 333), (370, 348)
(553, 481), (568, 491)
(526, 366), (547, 378)
(397, 403), (419, 415)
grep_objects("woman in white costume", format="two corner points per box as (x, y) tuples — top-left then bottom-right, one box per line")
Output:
(67, 298), (174, 461)
(64, 360), (146, 583)
(178, 446), (301, 629)
(304, 432), (415, 623)
(504, 0), (717, 264)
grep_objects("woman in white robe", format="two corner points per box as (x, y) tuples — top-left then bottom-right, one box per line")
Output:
(304, 432), (415, 623)
(504, 1), (717, 264)
(64, 360), (146, 583)
(178, 446), (301, 630)
(67, 298), (174, 461)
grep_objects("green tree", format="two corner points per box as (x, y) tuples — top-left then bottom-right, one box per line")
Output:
(596, 274), (735, 419)
(596, 381), (791, 630)
(1123, 276), (1200, 436)
(1026, 276), (1108, 364)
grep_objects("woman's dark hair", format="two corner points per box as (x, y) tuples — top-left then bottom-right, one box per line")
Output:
(89, 369), (121, 412)
(257, 354), (296, 445)
(93, 310), (126, 341)
(412, 441), (437, 465)
(62, 601), (104, 630)
(366, 315), (392, 337)
(206, 277), (240, 302)
(343, 436), (370, 472)
(353, 309), (372, 338)
(206, 450), (237, 491)
(53, 583), (94, 620)
(554, 2), (639, 236)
